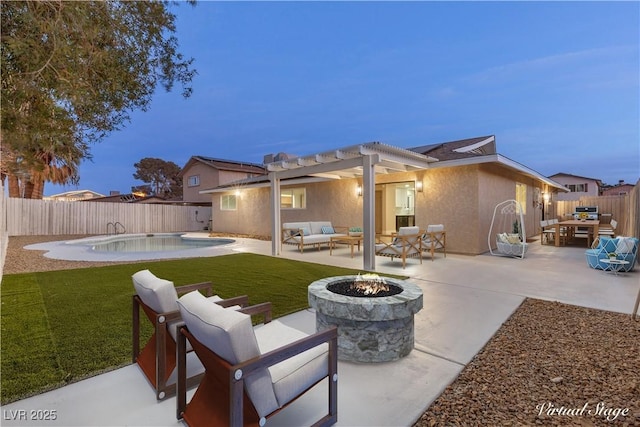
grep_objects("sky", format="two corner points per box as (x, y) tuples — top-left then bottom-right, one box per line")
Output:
(46, 1), (639, 196)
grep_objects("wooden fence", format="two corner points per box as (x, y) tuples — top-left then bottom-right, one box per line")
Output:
(555, 193), (633, 237)
(2, 197), (212, 236)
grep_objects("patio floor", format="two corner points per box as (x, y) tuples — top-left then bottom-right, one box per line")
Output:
(1, 237), (638, 426)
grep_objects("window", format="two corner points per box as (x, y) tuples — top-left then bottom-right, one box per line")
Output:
(515, 182), (527, 215)
(281, 188), (306, 209)
(566, 183), (588, 193)
(221, 194), (237, 211)
(188, 175), (200, 187)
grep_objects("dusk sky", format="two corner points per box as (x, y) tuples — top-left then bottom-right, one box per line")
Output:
(46, 1), (639, 196)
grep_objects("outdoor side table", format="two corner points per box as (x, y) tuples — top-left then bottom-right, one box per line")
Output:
(599, 258), (630, 276)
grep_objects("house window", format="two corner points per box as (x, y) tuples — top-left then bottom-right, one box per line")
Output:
(188, 175), (200, 187)
(515, 182), (527, 215)
(221, 194), (237, 211)
(281, 188), (306, 209)
(566, 183), (588, 193)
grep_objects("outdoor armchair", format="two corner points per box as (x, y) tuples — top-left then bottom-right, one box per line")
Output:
(421, 224), (446, 260)
(132, 269), (249, 400)
(585, 236), (638, 272)
(176, 290), (338, 427)
(375, 226), (423, 269)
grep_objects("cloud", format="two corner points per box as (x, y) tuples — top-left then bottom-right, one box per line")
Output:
(466, 45), (638, 86)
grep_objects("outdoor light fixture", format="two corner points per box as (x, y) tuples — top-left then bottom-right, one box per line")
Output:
(356, 185), (362, 197)
(235, 190), (241, 197)
(543, 192), (550, 203)
(415, 180), (424, 192)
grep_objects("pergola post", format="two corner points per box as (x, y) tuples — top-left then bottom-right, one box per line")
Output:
(362, 155), (376, 271)
(270, 173), (281, 256)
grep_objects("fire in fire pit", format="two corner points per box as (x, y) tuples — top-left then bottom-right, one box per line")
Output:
(327, 273), (402, 297)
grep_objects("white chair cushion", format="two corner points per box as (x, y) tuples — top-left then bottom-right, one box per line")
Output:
(398, 226), (419, 235)
(616, 237), (635, 254)
(132, 269), (179, 313)
(254, 321), (329, 409)
(426, 224), (445, 233)
(177, 291), (278, 417)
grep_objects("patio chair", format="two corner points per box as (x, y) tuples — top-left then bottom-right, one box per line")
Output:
(598, 218), (617, 238)
(176, 291), (338, 427)
(421, 224), (446, 260)
(585, 236), (638, 272)
(375, 226), (422, 268)
(132, 269), (249, 400)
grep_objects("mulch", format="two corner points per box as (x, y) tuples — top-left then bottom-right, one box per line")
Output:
(414, 298), (640, 426)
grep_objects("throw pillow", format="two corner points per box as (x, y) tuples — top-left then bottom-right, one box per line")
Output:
(321, 225), (335, 234)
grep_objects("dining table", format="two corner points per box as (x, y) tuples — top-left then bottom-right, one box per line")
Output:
(554, 220), (599, 247)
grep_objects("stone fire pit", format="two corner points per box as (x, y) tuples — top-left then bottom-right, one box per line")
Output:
(308, 275), (423, 363)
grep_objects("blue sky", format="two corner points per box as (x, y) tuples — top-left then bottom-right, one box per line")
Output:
(47, 1), (639, 196)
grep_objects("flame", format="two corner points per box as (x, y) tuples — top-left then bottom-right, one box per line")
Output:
(351, 273), (389, 295)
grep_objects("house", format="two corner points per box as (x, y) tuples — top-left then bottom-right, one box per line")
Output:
(178, 156), (266, 203)
(602, 180), (635, 196)
(548, 173), (602, 201)
(44, 190), (105, 201)
(198, 135), (568, 269)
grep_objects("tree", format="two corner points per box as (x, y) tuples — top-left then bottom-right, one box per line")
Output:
(1, 0), (196, 198)
(133, 157), (182, 199)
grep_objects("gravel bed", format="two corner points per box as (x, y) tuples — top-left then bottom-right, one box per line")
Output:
(4, 236), (639, 425)
(415, 298), (640, 426)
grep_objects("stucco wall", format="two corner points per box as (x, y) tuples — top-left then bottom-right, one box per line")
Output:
(210, 165), (546, 255)
(183, 163), (221, 203)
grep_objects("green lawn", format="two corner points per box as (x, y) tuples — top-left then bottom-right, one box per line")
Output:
(0, 253), (376, 404)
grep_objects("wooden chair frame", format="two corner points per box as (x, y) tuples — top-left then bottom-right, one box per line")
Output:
(422, 229), (446, 260)
(176, 305), (338, 427)
(132, 281), (249, 400)
(375, 231), (423, 268)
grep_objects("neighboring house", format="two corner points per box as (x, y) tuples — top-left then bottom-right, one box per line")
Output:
(178, 156), (266, 203)
(199, 135), (568, 266)
(601, 180), (635, 196)
(88, 193), (166, 203)
(548, 173), (601, 201)
(44, 190), (105, 201)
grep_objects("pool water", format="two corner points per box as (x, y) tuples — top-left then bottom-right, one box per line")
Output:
(92, 235), (235, 253)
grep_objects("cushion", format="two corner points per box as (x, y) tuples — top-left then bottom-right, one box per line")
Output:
(301, 228), (311, 236)
(398, 226), (419, 236)
(132, 269), (179, 313)
(321, 225), (335, 234)
(310, 221), (333, 235)
(616, 237), (636, 254)
(426, 224), (445, 233)
(254, 321), (329, 409)
(177, 291), (278, 417)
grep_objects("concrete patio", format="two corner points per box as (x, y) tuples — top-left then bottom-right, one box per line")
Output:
(1, 237), (638, 426)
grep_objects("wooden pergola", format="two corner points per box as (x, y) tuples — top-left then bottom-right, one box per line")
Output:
(265, 142), (437, 270)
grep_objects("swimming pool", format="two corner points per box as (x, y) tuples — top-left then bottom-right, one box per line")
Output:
(24, 233), (241, 262)
(91, 234), (235, 253)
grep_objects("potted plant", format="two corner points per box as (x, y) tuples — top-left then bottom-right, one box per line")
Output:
(578, 212), (589, 222)
(608, 252), (617, 260)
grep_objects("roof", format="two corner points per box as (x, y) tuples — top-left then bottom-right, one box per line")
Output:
(199, 136), (568, 193)
(549, 172), (603, 186)
(409, 135), (497, 160)
(179, 156), (266, 177)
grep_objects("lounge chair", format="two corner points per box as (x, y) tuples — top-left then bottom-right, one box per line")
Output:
(375, 226), (422, 268)
(132, 269), (249, 400)
(176, 291), (338, 427)
(421, 224), (446, 260)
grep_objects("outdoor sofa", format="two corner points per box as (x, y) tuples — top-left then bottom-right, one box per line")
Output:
(282, 221), (347, 253)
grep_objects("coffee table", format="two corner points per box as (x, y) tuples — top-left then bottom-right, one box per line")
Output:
(330, 235), (363, 258)
(599, 258), (630, 276)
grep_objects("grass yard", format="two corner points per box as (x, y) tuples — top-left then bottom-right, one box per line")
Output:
(0, 253), (377, 404)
